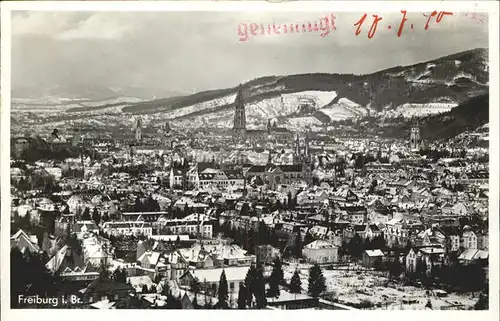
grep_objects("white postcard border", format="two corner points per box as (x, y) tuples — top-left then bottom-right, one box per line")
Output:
(1, 1), (498, 321)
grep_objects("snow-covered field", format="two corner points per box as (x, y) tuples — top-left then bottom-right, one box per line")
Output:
(283, 262), (476, 310)
(171, 109), (233, 129)
(163, 93), (238, 119)
(320, 106), (358, 120)
(286, 117), (323, 130)
(394, 103), (457, 118)
(77, 97), (143, 107)
(320, 97), (367, 120)
(170, 90), (337, 129)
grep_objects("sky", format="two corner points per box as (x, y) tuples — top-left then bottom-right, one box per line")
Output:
(11, 10), (489, 98)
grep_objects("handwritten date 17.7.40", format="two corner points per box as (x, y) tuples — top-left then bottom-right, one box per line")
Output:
(354, 10), (453, 39)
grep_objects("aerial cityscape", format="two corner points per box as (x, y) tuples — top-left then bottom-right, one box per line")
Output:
(8, 10), (490, 310)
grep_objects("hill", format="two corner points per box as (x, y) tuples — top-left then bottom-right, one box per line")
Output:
(19, 48), (488, 133)
(420, 93), (489, 141)
(115, 48), (488, 130)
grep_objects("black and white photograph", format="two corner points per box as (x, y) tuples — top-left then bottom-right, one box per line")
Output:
(1, 1), (499, 316)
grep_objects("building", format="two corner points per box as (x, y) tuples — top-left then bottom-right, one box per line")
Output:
(179, 266), (250, 297)
(245, 163), (312, 190)
(294, 133), (311, 164)
(189, 167), (245, 189)
(102, 221), (153, 237)
(135, 117), (142, 142)
(12, 137), (31, 158)
(11, 229), (42, 255)
(81, 236), (113, 267)
(302, 239), (339, 264)
(457, 249), (489, 265)
(257, 244), (281, 264)
(406, 247), (445, 275)
(179, 242), (255, 268)
(462, 229), (478, 250)
(157, 217), (214, 239)
(362, 249), (385, 268)
(457, 171), (489, 185)
(267, 292), (319, 310)
(169, 167), (189, 189)
(122, 212), (168, 223)
(233, 87), (246, 133)
(409, 122), (421, 152)
(73, 220), (99, 239)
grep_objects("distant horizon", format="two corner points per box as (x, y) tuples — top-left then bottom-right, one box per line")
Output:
(11, 47), (489, 101)
(11, 11), (489, 99)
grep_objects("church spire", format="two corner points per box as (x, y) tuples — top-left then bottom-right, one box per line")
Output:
(233, 85), (246, 132)
(267, 149), (273, 166)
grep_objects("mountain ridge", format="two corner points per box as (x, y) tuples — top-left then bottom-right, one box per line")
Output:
(119, 48), (488, 125)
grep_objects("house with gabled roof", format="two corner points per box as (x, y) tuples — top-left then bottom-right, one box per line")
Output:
(179, 266), (250, 298)
(362, 249), (385, 268)
(458, 249), (488, 265)
(302, 239), (339, 264)
(11, 229), (42, 255)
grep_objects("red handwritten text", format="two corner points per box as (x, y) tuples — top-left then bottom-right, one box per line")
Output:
(354, 10), (453, 39)
(423, 11), (453, 30)
(354, 14), (383, 39)
(237, 14), (336, 42)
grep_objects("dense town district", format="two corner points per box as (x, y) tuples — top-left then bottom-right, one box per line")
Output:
(10, 88), (489, 310)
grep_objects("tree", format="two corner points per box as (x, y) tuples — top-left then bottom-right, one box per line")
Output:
(254, 264), (267, 309)
(240, 203), (250, 216)
(191, 278), (200, 305)
(237, 282), (247, 309)
(425, 299), (433, 309)
(416, 258), (427, 279)
(389, 255), (404, 279)
(11, 248), (60, 308)
(289, 269), (302, 294)
(474, 292), (488, 310)
(166, 294), (182, 309)
(92, 208), (100, 226)
(134, 196), (144, 212)
(118, 267), (128, 283)
(54, 205), (61, 219)
(258, 221), (270, 245)
(404, 240), (413, 253)
(348, 234), (363, 259)
(354, 154), (366, 169)
(294, 229), (303, 258)
(175, 235), (181, 247)
(81, 207), (91, 221)
(245, 264), (257, 307)
(102, 212), (110, 223)
(304, 232), (315, 246)
(217, 270), (229, 308)
(308, 264), (326, 298)
(161, 281), (170, 296)
(142, 284), (149, 294)
(267, 257), (284, 297)
(371, 234), (386, 250)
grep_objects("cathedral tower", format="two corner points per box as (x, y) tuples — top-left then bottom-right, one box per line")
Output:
(134, 117), (142, 142)
(233, 86), (246, 132)
(294, 132), (310, 163)
(409, 121), (420, 152)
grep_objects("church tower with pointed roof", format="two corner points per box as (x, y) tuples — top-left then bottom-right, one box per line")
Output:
(233, 86), (246, 133)
(409, 120), (421, 152)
